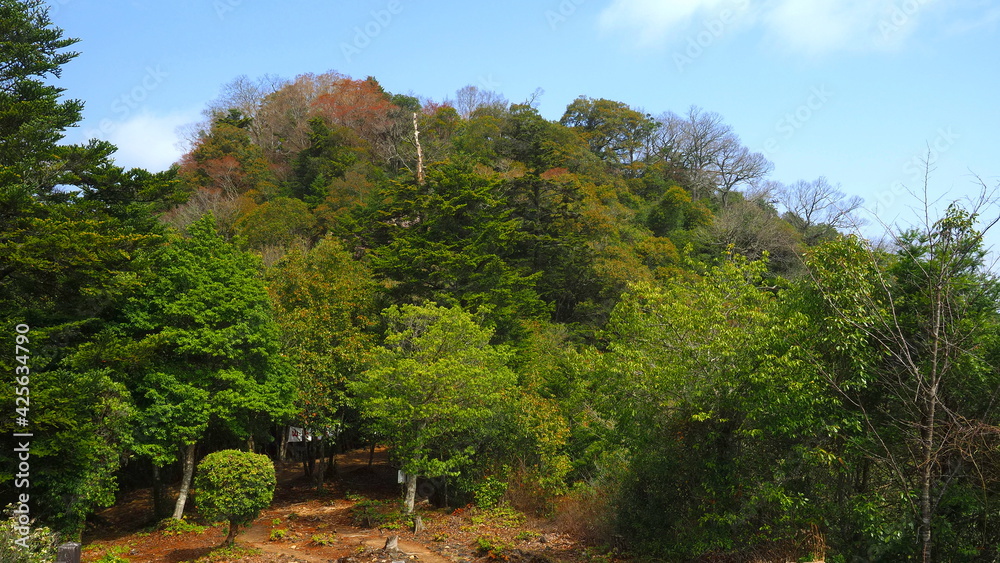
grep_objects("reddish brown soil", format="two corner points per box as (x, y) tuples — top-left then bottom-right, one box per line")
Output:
(80, 448), (605, 563)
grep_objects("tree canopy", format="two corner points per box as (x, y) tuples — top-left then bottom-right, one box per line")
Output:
(6, 3), (1000, 560)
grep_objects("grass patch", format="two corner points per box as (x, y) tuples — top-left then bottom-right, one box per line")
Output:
(158, 517), (208, 535)
(516, 530), (541, 542)
(196, 544), (262, 561)
(470, 505), (526, 528)
(348, 498), (414, 529)
(311, 532), (337, 546)
(476, 535), (513, 559)
(92, 545), (131, 563)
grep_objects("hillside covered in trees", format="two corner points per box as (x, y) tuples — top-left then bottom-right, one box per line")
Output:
(4, 2), (1000, 561)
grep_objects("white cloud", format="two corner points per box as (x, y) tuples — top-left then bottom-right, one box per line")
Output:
(764, 0), (870, 55)
(763, 0), (938, 55)
(597, 0), (942, 55)
(598, 0), (732, 46)
(94, 109), (199, 172)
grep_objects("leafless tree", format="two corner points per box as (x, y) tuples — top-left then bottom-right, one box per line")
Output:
(453, 84), (508, 119)
(177, 74), (287, 153)
(698, 198), (802, 274)
(160, 188), (242, 239)
(777, 176), (864, 241)
(713, 136), (773, 206)
(654, 106), (772, 204)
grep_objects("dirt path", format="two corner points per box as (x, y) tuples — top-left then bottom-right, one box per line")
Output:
(237, 509), (455, 563)
(356, 535), (454, 563)
(238, 518), (335, 562)
(82, 446), (588, 562)
(232, 449), (457, 562)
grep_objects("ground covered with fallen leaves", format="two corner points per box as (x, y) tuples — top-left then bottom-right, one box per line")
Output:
(80, 448), (615, 563)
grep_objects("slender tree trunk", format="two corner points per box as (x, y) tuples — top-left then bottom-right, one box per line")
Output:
(172, 443), (196, 520)
(413, 112), (424, 185)
(920, 391), (936, 563)
(152, 464), (166, 520)
(303, 438), (314, 477)
(279, 425), (288, 462)
(314, 438), (326, 491)
(224, 518), (239, 546)
(329, 416), (341, 475)
(368, 441), (376, 469)
(404, 471), (417, 514)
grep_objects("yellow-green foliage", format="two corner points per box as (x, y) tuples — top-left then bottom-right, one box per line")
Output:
(194, 450), (275, 529)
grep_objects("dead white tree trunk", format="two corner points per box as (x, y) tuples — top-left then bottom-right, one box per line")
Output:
(413, 112), (425, 186)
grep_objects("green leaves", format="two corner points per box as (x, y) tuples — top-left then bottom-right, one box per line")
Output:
(350, 303), (516, 479)
(599, 256), (834, 555)
(0, 0), (81, 189)
(267, 235), (378, 428)
(123, 216), (294, 454)
(367, 160), (547, 342)
(194, 449), (275, 544)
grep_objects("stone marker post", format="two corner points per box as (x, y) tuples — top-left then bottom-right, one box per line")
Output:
(56, 542), (81, 563)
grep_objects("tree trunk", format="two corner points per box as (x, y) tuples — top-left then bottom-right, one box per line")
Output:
(152, 464), (166, 520)
(279, 425), (288, 462)
(303, 438), (314, 477)
(172, 443), (196, 520)
(404, 471), (417, 513)
(314, 438), (326, 492)
(413, 112), (425, 186)
(224, 518), (239, 546)
(920, 394), (936, 563)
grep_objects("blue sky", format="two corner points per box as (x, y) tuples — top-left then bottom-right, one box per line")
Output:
(48, 0), (1000, 238)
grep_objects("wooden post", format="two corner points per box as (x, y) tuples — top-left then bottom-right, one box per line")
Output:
(56, 542), (81, 563)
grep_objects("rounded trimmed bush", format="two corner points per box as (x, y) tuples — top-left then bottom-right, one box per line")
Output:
(194, 450), (276, 545)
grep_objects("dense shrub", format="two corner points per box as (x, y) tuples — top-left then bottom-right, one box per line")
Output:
(0, 509), (59, 563)
(194, 450), (276, 545)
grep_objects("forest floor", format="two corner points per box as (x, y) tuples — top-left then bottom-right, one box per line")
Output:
(79, 447), (612, 563)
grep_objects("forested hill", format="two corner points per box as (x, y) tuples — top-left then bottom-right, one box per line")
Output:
(4, 2), (1000, 561)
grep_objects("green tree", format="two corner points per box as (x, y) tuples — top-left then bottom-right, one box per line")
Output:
(0, 0), (171, 536)
(560, 96), (658, 176)
(194, 450), (276, 546)
(806, 201), (1000, 561)
(349, 303), (517, 513)
(599, 256), (833, 557)
(119, 216), (294, 520)
(235, 196), (317, 250)
(0, 0), (81, 189)
(267, 236), (379, 482)
(290, 117), (365, 204)
(365, 161), (548, 343)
